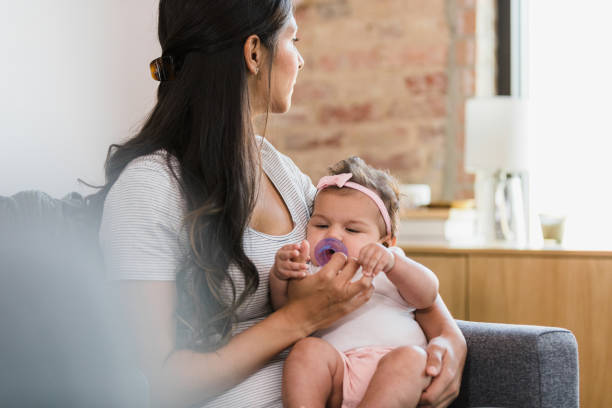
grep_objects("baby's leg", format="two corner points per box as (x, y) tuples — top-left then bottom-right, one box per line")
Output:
(358, 345), (431, 408)
(283, 337), (345, 408)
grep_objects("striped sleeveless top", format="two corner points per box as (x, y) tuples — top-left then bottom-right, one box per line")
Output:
(99, 136), (316, 407)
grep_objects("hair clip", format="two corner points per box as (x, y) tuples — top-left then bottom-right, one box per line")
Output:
(149, 55), (177, 81)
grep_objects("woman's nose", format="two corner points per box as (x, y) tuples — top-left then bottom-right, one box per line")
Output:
(298, 51), (304, 70)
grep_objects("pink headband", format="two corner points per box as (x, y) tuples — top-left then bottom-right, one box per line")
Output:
(316, 173), (392, 236)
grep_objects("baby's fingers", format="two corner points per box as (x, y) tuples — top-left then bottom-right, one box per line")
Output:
(280, 268), (308, 279)
(357, 246), (374, 274)
(277, 247), (300, 261)
(359, 247), (382, 276)
(278, 260), (308, 277)
(372, 255), (390, 276)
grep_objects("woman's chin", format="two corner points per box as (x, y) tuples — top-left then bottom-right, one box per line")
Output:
(270, 100), (292, 114)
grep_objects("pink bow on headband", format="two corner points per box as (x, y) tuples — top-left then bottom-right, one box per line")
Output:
(315, 173), (392, 236)
(316, 173), (353, 190)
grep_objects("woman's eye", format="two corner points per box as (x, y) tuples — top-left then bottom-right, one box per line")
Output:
(292, 37), (300, 43)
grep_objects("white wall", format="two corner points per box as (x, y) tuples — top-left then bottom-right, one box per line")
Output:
(0, 0), (160, 197)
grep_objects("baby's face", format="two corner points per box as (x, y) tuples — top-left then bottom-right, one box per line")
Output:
(307, 188), (387, 264)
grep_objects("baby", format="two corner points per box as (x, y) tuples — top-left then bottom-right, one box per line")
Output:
(269, 157), (440, 408)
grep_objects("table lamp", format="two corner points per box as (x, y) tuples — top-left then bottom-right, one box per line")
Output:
(465, 96), (530, 245)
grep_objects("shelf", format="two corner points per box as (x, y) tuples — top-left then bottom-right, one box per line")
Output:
(399, 240), (612, 258)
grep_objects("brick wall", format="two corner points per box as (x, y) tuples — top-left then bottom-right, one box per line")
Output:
(262, 0), (479, 201)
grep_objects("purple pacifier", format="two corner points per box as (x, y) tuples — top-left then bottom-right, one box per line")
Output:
(314, 238), (348, 266)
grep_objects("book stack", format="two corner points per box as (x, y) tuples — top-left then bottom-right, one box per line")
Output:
(399, 206), (477, 245)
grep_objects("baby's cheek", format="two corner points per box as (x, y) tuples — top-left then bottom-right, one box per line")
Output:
(346, 242), (363, 260)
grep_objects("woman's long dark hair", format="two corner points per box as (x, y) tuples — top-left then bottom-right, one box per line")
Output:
(92, 0), (293, 351)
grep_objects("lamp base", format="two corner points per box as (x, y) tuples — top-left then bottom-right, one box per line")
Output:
(474, 170), (530, 246)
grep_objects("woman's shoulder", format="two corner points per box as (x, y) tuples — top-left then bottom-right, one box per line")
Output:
(117, 151), (181, 191)
(123, 150), (179, 175)
(103, 150), (185, 225)
(100, 150), (186, 281)
(257, 136), (304, 179)
(257, 136), (316, 207)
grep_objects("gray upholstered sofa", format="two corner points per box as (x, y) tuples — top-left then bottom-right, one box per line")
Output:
(1, 191), (579, 407)
(452, 320), (579, 408)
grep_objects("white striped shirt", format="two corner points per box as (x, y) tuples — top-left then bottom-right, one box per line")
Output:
(99, 136), (316, 407)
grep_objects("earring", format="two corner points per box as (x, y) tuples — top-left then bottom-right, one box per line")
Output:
(255, 67), (259, 75)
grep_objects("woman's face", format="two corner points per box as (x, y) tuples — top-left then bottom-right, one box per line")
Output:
(266, 16), (304, 113)
(306, 189), (388, 264)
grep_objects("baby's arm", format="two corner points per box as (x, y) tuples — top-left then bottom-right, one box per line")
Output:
(386, 247), (438, 309)
(359, 244), (438, 309)
(270, 240), (310, 310)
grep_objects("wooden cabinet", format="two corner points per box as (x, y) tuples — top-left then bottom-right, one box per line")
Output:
(409, 254), (467, 320)
(402, 245), (612, 408)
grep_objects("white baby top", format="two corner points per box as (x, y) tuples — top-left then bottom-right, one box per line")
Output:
(314, 246), (427, 353)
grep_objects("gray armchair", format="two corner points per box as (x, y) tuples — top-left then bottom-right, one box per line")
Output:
(452, 320), (579, 408)
(1, 191), (579, 407)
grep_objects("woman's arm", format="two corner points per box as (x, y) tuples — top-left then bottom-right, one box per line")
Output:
(119, 254), (372, 408)
(415, 295), (467, 408)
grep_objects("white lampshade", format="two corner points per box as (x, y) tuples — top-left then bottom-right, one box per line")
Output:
(465, 96), (529, 172)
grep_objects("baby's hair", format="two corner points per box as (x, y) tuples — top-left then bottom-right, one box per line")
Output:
(327, 156), (401, 238)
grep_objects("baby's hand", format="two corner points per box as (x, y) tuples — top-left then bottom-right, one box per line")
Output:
(358, 242), (395, 277)
(273, 240), (310, 280)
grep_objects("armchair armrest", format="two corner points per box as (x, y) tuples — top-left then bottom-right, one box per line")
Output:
(451, 320), (579, 408)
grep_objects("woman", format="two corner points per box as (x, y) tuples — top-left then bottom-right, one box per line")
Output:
(96, 1), (466, 407)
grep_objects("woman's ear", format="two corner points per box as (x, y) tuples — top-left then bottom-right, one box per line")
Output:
(243, 34), (262, 75)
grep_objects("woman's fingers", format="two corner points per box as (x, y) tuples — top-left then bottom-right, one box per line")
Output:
(345, 273), (374, 300)
(318, 255), (372, 300)
(317, 252), (348, 279)
(424, 339), (445, 376)
(335, 256), (361, 282)
(418, 390), (456, 408)
(419, 371), (459, 408)
(418, 338), (461, 408)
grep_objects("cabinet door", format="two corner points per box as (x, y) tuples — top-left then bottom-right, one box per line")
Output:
(406, 254), (467, 320)
(468, 254), (612, 408)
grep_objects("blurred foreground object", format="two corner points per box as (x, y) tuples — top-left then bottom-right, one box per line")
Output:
(0, 191), (148, 407)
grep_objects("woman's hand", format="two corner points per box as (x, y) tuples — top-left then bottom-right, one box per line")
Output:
(285, 252), (374, 334)
(415, 297), (467, 408)
(418, 334), (466, 407)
